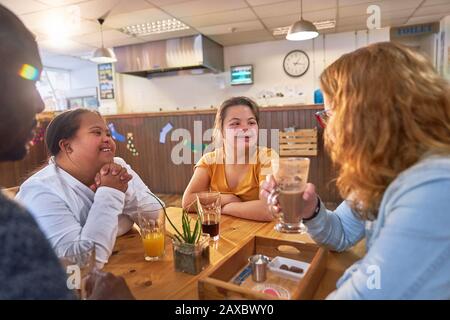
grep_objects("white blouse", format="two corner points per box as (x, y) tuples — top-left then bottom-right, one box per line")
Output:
(16, 157), (163, 266)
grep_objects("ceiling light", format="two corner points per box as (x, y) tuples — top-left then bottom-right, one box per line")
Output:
(273, 20), (335, 36)
(286, 0), (319, 41)
(121, 18), (190, 36)
(90, 18), (117, 64)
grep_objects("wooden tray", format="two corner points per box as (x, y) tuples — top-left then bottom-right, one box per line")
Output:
(198, 236), (327, 300)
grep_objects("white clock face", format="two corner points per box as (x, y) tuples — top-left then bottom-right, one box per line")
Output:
(283, 50), (310, 77)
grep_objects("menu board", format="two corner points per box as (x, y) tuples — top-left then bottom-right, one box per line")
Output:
(98, 63), (115, 99)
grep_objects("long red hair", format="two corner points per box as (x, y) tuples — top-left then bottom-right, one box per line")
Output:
(320, 42), (450, 219)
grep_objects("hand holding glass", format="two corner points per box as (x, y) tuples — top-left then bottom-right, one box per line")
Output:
(269, 157), (310, 233)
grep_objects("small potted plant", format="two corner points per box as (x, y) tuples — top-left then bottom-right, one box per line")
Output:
(148, 193), (210, 275)
(169, 210), (210, 275)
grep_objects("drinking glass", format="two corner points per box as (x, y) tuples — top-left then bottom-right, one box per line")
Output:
(54, 240), (96, 300)
(196, 192), (221, 241)
(137, 205), (166, 261)
(270, 157), (310, 233)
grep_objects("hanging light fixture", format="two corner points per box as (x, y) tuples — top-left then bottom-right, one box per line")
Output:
(90, 18), (117, 63)
(286, 0), (319, 41)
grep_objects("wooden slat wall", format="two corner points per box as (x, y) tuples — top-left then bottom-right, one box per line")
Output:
(106, 111), (217, 195)
(0, 136), (48, 189)
(0, 105), (341, 204)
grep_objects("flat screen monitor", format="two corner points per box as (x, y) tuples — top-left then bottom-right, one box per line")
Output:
(230, 65), (253, 85)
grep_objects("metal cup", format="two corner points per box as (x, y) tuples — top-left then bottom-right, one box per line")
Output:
(248, 254), (270, 283)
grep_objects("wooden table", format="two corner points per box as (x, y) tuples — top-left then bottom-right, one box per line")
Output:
(103, 207), (365, 300)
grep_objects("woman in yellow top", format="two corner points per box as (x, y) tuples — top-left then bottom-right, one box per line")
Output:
(182, 96), (276, 221)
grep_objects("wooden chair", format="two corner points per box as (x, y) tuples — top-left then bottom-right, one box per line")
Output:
(2, 186), (19, 200)
(279, 128), (318, 157)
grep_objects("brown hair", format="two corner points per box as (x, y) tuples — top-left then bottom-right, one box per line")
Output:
(45, 109), (101, 156)
(320, 42), (450, 220)
(212, 96), (260, 145)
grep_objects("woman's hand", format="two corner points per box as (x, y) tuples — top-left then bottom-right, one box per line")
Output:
(260, 175), (319, 220)
(100, 163), (133, 181)
(259, 175), (281, 216)
(90, 163), (132, 193)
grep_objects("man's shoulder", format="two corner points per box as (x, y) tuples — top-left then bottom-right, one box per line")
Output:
(0, 194), (50, 251)
(0, 194), (73, 299)
(0, 193), (36, 227)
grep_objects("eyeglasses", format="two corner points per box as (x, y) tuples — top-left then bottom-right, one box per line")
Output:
(315, 109), (332, 129)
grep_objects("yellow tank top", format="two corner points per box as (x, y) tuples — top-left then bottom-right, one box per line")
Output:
(194, 147), (277, 202)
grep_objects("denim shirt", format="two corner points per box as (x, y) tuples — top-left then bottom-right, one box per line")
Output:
(305, 155), (450, 299)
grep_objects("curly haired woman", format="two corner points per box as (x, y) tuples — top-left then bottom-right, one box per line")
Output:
(262, 42), (450, 299)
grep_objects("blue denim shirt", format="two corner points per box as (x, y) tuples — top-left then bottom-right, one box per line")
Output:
(305, 155), (450, 299)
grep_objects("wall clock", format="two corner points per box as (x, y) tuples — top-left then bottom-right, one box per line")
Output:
(283, 50), (310, 77)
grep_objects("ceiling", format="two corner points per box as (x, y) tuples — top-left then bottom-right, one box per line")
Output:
(1, 0), (449, 68)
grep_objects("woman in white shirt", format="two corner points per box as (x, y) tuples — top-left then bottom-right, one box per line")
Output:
(16, 109), (162, 267)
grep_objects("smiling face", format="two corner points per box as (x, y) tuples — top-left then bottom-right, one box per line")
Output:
(61, 112), (116, 170)
(222, 105), (259, 150)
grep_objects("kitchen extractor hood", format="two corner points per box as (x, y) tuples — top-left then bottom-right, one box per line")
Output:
(113, 34), (224, 78)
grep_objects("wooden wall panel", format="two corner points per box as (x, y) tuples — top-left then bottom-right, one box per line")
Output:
(0, 105), (341, 204)
(0, 133), (48, 188)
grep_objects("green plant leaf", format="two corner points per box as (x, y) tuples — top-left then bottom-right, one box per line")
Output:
(195, 211), (202, 243)
(192, 217), (199, 244)
(174, 234), (182, 243)
(182, 211), (191, 242)
(196, 230), (201, 243)
(188, 216), (194, 242)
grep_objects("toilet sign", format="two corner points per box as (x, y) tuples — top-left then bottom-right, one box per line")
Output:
(391, 23), (439, 38)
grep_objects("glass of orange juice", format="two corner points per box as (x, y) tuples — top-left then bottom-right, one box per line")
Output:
(137, 206), (165, 261)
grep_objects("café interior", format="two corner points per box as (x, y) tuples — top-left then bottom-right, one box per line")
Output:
(1, 0), (450, 300)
